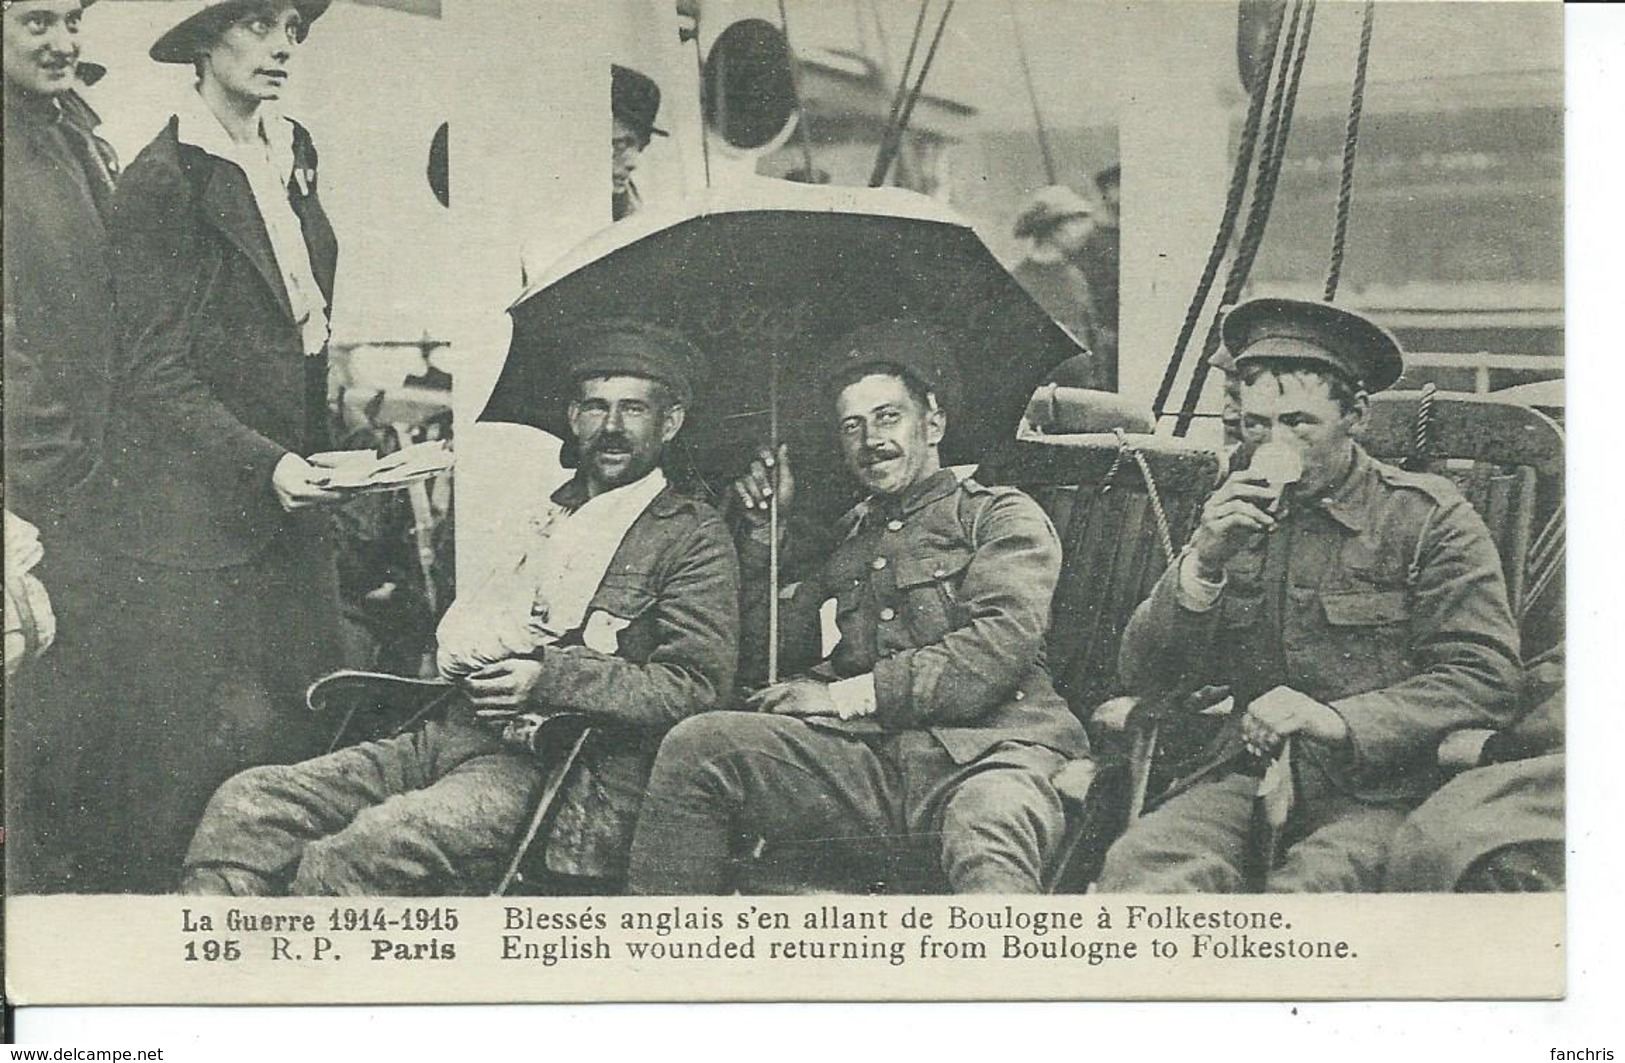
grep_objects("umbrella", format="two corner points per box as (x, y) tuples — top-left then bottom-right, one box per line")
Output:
(481, 180), (1090, 521)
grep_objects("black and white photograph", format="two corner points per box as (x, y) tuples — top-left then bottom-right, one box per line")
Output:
(1, 0), (1582, 1020)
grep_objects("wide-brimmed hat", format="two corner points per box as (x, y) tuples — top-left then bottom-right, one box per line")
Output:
(612, 63), (667, 140)
(150, 0), (332, 65)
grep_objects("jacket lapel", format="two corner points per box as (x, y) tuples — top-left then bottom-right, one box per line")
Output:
(191, 146), (295, 323)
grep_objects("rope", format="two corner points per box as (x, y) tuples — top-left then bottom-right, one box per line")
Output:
(1109, 429), (1177, 565)
(871, 0), (956, 187)
(869, 0), (933, 187)
(1173, 0), (1316, 436)
(1324, 0), (1375, 301)
(1409, 382), (1437, 469)
(1008, 0), (1057, 185)
(1522, 502), (1565, 620)
(1153, 0), (1288, 422)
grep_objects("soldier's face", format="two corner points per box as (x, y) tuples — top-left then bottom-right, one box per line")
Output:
(835, 373), (945, 497)
(2, 1), (84, 96)
(568, 375), (682, 495)
(1237, 370), (1366, 498)
(199, 3), (306, 105)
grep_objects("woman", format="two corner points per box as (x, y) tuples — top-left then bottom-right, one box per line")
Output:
(106, 0), (347, 892)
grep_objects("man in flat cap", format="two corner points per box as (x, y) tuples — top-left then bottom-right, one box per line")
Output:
(628, 320), (1089, 894)
(612, 63), (666, 221)
(1097, 297), (1520, 892)
(1010, 185), (1107, 384)
(181, 320), (739, 894)
(4, 0), (126, 892)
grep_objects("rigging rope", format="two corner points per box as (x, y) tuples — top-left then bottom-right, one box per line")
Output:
(1173, 0), (1316, 436)
(1324, 0), (1375, 302)
(870, 0), (933, 187)
(1008, 0), (1058, 185)
(1152, 0), (1287, 423)
(872, 0), (956, 187)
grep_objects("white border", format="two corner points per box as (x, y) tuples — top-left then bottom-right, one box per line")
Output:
(14, 2), (1618, 1058)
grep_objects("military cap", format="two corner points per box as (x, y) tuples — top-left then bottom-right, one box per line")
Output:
(822, 319), (962, 419)
(1013, 184), (1095, 239)
(564, 318), (700, 409)
(612, 63), (668, 141)
(151, 0), (331, 64)
(1222, 297), (1404, 394)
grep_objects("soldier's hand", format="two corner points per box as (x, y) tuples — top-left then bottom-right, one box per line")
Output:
(464, 658), (544, 712)
(1190, 472), (1278, 575)
(731, 444), (794, 527)
(1242, 685), (1350, 756)
(745, 677), (836, 718)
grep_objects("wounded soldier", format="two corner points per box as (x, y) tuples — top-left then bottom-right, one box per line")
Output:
(1097, 298), (1522, 893)
(181, 320), (738, 895)
(627, 320), (1090, 895)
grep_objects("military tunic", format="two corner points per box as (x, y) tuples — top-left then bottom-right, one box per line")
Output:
(1099, 446), (1521, 892)
(628, 469), (1088, 895)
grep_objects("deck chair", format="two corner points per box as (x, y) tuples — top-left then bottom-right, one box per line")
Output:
(1363, 387), (1566, 652)
(306, 670), (591, 895)
(990, 433), (1221, 891)
(1096, 389), (1566, 889)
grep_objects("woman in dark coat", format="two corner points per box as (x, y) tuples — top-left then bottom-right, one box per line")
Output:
(106, 0), (348, 891)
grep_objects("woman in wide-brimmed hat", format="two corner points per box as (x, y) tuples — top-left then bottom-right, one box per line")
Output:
(103, 0), (349, 893)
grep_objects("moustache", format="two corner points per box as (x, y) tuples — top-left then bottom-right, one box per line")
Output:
(858, 448), (901, 467)
(584, 433), (635, 456)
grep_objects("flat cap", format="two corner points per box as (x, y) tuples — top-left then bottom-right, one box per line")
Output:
(1222, 297), (1404, 394)
(564, 318), (700, 408)
(822, 319), (961, 418)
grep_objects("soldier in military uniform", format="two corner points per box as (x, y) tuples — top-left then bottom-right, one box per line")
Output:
(1097, 298), (1522, 893)
(627, 320), (1090, 895)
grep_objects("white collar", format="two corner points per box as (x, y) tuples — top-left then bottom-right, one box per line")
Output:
(174, 86), (296, 172)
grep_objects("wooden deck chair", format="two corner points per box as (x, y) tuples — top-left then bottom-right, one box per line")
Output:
(1364, 387), (1566, 633)
(990, 434), (1221, 891)
(306, 670), (591, 896)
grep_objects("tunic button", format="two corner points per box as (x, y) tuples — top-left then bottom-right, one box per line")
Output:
(932, 566), (947, 578)
(1014, 690), (1025, 701)
(879, 607), (896, 621)
(871, 557), (888, 571)
(886, 519), (904, 532)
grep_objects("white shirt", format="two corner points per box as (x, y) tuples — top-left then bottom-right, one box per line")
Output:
(174, 88), (330, 357)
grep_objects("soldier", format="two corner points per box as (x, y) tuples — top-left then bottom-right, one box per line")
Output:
(1097, 297), (1522, 892)
(180, 321), (739, 895)
(627, 320), (1089, 895)
(3, 0), (122, 892)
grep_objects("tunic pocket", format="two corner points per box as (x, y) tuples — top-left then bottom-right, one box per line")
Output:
(893, 549), (973, 642)
(1320, 590), (1407, 627)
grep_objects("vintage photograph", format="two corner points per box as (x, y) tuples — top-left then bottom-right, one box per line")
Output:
(3, 0), (1564, 1005)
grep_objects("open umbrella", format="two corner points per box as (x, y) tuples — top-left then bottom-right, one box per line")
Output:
(481, 180), (1090, 520)
(483, 181), (1089, 683)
